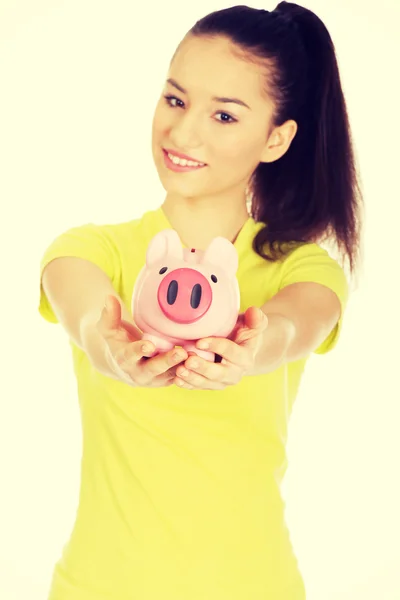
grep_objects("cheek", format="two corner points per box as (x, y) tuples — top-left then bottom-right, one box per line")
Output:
(152, 103), (169, 138)
(212, 135), (263, 175)
(151, 114), (162, 143)
(212, 123), (261, 156)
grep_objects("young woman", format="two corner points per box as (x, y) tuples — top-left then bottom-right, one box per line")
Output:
(38, 2), (363, 599)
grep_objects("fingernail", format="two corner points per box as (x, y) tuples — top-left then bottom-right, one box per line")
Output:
(142, 344), (152, 353)
(197, 340), (209, 349)
(173, 351), (184, 361)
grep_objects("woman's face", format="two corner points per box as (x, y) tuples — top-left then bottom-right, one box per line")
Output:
(151, 35), (280, 202)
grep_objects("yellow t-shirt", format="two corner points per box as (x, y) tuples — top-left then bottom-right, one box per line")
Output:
(38, 207), (348, 600)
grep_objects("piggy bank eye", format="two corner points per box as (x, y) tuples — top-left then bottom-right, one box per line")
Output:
(211, 274), (217, 283)
(159, 267), (168, 275)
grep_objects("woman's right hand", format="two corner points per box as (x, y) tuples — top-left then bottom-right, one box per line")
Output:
(95, 295), (188, 388)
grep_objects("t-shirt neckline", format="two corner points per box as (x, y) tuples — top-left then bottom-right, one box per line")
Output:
(154, 206), (255, 254)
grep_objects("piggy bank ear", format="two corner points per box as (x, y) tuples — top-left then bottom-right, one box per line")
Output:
(201, 237), (238, 276)
(146, 229), (183, 266)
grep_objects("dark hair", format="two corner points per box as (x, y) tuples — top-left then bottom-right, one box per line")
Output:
(186, 2), (364, 283)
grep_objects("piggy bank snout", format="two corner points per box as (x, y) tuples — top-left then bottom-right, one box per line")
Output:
(157, 267), (213, 324)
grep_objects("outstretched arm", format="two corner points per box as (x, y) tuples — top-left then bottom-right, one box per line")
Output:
(251, 280), (342, 374)
(174, 281), (342, 389)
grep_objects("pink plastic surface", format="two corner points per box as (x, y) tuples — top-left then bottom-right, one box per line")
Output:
(131, 229), (240, 362)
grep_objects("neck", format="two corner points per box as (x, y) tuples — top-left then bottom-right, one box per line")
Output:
(161, 193), (250, 250)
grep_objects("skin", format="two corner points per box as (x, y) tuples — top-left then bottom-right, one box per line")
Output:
(44, 35), (339, 391)
(91, 35), (340, 390)
(146, 35), (297, 389)
(151, 34), (298, 251)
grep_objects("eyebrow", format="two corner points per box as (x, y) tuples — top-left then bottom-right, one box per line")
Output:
(166, 78), (251, 110)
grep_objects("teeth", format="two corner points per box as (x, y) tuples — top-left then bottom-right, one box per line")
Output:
(167, 152), (204, 167)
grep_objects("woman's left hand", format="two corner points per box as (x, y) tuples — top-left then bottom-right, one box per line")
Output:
(174, 307), (268, 390)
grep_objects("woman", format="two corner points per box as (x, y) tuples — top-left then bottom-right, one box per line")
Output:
(38, 2), (363, 599)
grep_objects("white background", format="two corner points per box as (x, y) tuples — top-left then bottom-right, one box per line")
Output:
(0, 1), (399, 599)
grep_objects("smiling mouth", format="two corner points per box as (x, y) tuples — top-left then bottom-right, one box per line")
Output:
(162, 149), (207, 172)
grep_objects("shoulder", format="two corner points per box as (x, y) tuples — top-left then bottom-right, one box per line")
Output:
(101, 207), (171, 247)
(278, 241), (348, 296)
(45, 208), (164, 252)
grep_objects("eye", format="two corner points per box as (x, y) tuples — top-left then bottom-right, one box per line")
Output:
(159, 267), (168, 274)
(164, 95), (184, 108)
(211, 274), (217, 283)
(215, 112), (236, 124)
(163, 95), (237, 125)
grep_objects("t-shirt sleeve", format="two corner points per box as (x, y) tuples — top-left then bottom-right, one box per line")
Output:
(278, 242), (349, 354)
(38, 223), (120, 324)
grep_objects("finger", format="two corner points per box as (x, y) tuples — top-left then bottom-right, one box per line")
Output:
(141, 347), (188, 379)
(244, 306), (268, 330)
(149, 367), (177, 388)
(120, 318), (143, 340)
(233, 308), (268, 346)
(174, 369), (224, 390)
(188, 355), (243, 384)
(176, 357), (226, 385)
(99, 295), (142, 342)
(115, 339), (156, 366)
(97, 295), (123, 339)
(227, 313), (246, 340)
(195, 337), (249, 368)
(174, 372), (214, 390)
(174, 375), (195, 390)
(103, 295), (122, 329)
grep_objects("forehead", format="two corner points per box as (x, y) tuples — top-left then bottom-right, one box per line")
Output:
(168, 35), (270, 108)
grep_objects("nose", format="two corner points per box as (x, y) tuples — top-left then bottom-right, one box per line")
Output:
(158, 268), (212, 324)
(169, 111), (202, 150)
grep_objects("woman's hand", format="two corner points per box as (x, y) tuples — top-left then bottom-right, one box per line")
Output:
(174, 307), (268, 390)
(94, 295), (188, 387)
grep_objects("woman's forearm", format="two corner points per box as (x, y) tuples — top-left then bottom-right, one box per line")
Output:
(80, 314), (120, 380)
(248, 313), (297, 376)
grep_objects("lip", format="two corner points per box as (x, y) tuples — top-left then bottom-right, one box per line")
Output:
(163, 148), (206, 165)
(162, 149), (207, 173)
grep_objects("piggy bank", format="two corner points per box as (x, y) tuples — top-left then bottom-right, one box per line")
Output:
(131, 229), (240, 362)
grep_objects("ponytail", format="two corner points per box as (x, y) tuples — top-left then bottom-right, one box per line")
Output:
(189, 2), (364, 283)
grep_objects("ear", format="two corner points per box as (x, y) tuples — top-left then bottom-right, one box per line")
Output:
(260, 119), (298, 163)
(146, 229), (183, 266)
(201, 237), (238, 276)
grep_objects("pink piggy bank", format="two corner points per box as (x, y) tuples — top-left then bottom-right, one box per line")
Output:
(131, 229), (240, 362)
